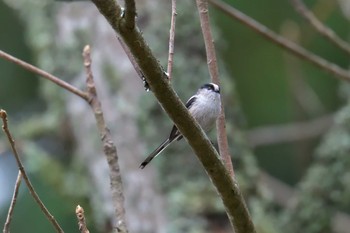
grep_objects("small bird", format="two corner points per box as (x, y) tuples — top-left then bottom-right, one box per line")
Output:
(140, 83), (221, 169)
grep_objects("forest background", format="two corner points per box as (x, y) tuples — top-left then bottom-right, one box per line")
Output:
(1, 0), (350, 232)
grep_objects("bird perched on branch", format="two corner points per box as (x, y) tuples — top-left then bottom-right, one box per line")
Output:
(140, 83), (221, 169)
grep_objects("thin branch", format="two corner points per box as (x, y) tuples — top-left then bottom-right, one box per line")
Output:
(195, 1), (254, 231)
(290, 0), (350, 55)
(0, 110), (64, 233)
(247, 114), (333, 147)
(196, 0), (219, 81)
(75, 205), (90, 233)
(82, 45), (128, 233)
(0, 50), (88, 100)
(195, 0), (234, 177)
(167, 0), (177, 80)
(3, 171), (22, 233)
(208, 0), (350, 82)
(123, 0), (136, 29)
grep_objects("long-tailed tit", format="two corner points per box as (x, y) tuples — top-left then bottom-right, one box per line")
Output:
(140, 83), (221, 169)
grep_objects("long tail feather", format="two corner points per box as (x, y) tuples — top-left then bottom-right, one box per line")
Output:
(140, 138), (173, 169)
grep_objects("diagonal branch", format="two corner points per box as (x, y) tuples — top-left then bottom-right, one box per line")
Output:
(82, 45), (128, 233)
(3, 171), (22, 233)
(209, 0), (350, 82)
(90, 1), (255, 233)
(0, 50), (88, 100)
(195, 0), (235, 177)
(290, 0), (350, 55)
(0, 110), (64, 233)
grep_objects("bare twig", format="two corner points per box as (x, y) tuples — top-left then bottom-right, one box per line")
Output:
(0, 110), (64, 233)
(290, 0), (350, 55)
(3, 171), (22, 233)
(82, 45), (128, 233)
(123, 0), (136, 29)
(167, 0), (177, 80)
(247, 114), (333, 147)
(208, 0), (350, 82)
(0, 50), (88, 100)
(195, 0), (234, 177)
(195, 1), (254, 232)
(75, 205), (90, 233)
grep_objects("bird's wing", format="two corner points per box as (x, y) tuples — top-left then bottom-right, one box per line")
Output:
(169, 95), (197, 141)
(185, 95), (197, 109)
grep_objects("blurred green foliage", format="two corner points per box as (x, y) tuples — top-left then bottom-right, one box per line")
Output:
(0, 1), (40, 114)
(281, 102), (350, 232)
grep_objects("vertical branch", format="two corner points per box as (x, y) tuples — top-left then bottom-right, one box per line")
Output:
(290, 0), (350, 55)
(0, 110), (64, 233)
(124, 0), (136, 29)
(167, 0), (177, 80)
(75, 205), (90, 233)
(195, 0), (234, 176)
(82, 45), (128, 233)
(3, 171), (22, 233)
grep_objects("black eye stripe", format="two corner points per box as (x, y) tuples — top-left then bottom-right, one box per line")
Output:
(201, 83), (214, 90)
(201, 83), (220, 93)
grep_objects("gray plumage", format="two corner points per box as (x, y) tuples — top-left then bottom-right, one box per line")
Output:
(140, 83), (221, 169)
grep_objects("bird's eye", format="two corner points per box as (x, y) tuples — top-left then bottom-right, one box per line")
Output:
(205, 84), (213, 90)
(201, 83), (219, 92)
